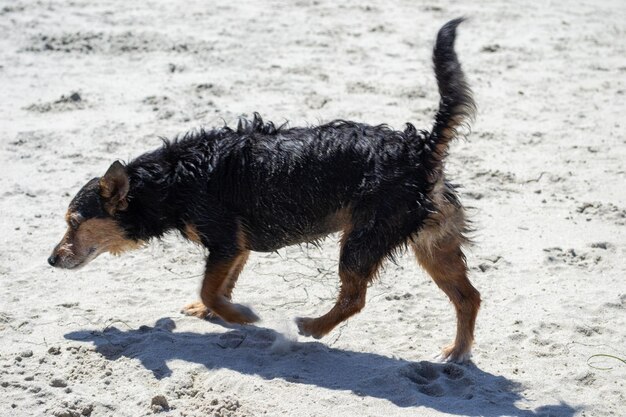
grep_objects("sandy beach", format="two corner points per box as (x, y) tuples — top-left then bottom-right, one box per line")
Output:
(1, 0), (625, 416)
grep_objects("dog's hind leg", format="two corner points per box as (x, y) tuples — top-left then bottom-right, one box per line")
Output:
(411, 211), (480, 363)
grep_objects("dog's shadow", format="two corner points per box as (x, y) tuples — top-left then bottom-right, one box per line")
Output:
(65, 318), (576, 416)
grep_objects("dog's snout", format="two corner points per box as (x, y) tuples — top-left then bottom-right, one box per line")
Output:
(48, 254), (59, 267)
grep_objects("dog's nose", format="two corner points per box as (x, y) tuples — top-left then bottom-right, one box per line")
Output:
(48, 254), (59, 267)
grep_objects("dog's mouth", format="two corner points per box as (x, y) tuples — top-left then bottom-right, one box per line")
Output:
(55, 247), (99, 270)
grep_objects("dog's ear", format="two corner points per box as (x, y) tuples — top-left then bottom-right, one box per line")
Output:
(99, 161), (129, 214)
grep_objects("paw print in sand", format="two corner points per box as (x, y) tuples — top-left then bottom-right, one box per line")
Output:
(401, 361), (473, 399)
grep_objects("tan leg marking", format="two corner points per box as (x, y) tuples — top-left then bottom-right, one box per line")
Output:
(296, 268), (369, 339)
(220, 251), (250, 300)
(181, 251), (250, 320)
(199, 252), (258, 324)
(413, 240), (480, 362)
(412, 181), (480, 362)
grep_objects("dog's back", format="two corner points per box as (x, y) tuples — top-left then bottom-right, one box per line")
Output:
(136, 118), (431, 251)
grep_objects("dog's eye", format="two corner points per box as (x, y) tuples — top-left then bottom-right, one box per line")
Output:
(69, 219), (80, 230)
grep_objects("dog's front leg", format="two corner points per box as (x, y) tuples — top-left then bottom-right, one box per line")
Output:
(181, 250), (250, 319)
(197, 251), (258, 324)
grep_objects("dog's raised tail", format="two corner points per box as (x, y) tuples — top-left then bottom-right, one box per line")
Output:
(429, 18), (475, 163)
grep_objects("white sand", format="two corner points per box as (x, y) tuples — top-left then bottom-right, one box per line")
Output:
(1, 0), (625, 416)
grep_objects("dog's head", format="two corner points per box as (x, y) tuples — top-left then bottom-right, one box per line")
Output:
(48, 161), (142, 269)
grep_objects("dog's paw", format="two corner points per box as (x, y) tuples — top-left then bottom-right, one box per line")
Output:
(181, 301), (211, 319)
(434, 344), (472, 363)
(213, 302), (260, 325)
(295, 317), (325, 339)
(229, 303), (260, 324)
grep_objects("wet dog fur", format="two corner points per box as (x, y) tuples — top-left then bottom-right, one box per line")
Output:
(49, 19), (481, 363)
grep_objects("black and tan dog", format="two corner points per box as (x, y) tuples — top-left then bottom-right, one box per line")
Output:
(49, 19), (480, 362)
